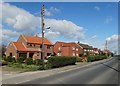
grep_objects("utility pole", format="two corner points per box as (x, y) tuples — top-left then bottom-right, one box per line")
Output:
(105, 40), (107, 50)
(41, 4), (45, 69)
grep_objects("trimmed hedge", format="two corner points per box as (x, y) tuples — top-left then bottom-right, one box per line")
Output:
(87, 55), (107, 62)
(87, 56), (95, 62)
(48, 56), (77, 68)
(33, 59), (42, 66)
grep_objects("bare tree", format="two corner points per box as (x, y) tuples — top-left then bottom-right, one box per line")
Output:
(0, 44), (6, 56)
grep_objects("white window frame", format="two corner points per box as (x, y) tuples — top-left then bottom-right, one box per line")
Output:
(58, 47), (61, 51)
(72, 47), (75, 50)
(72, 53), (75, 56)
(57, 53), (61, 56)
(76, 53), (79, 56)
(76, 48), (78, 51)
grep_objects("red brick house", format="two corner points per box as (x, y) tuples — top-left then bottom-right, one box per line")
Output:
(6, 35), (53, 59)
(102, 49), (112, 56)
(93, 48), (102, 55)
(54, 41), (83, 57)
(77, 42), (94, 55)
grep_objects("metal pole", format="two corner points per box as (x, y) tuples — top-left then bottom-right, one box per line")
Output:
(41, 4), (45, 69)
(105, 40), (107, 50)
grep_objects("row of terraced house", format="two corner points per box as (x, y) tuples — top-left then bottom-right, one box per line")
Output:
(6, 35), (110, 59)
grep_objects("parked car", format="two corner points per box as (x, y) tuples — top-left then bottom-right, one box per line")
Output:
(46, 54), (54, 59)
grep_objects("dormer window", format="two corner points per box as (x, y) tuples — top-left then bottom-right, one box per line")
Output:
(30, 44), (32, 47)
(40, 45), (42, 48)
(34, 44), (35, 47)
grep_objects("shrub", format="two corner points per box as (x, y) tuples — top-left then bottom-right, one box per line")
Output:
(3, 56), (7, 61)
(25, 58), (33, 65)
(16, 57), (24, 63)
(82, 58), (87, 63)
(48, 56), (77, 68)
(44, 63), (52, 70)
(87, 55), (95, 62)
(79, 54), (84, 57)
(33, 59), (42, 66)
(76, 57), (82, 62)
(96, 55), (107, 60)
(2, 56), (6, 61)
(88, 55), (107, 62)
(2, 60), (8, 66)
(6, 56), (12, 62)
(94, 56), (100, 61)
(12, 57), (17, 63)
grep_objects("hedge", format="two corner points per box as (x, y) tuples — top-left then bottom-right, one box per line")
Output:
(16, 57), (24, 63)
(6, 56), (12, 62)
(87, 55), (95, 62)
(33, 59), (42, 66)
(12, 57), (17, 63)
(25, 58), (33, 65)
(48, 56), (77, 68)
(87, 55), (107, 62)
(76, 57), (82, 62)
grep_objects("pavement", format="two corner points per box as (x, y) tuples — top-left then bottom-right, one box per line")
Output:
(2, 57), (118, 84)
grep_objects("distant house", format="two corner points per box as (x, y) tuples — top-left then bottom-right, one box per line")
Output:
(93, 48), (102, 55)
(54, 41), (83, 57)
(6, 35), (53, 59)
(102, 49), (112, 56)
(77, 43), (94, 55)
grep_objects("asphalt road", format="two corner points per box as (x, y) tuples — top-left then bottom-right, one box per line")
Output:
(24, 57), (119, 84)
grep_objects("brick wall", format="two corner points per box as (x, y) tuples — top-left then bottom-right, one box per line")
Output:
(6, 42), (18, 58)
(54, 42), (83, 57)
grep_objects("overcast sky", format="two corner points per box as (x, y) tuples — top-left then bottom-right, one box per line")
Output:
(1, 2), (119, 54)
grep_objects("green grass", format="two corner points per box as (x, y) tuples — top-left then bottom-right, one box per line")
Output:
(7, 63), (41, 71)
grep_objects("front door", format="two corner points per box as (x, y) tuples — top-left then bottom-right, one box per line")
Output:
(10, 53), (12, 57)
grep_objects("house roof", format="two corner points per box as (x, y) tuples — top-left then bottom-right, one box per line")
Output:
(23, 35), (52, 45)
(13, 42), (26, 51)
(13, 42), (40, 52)
(78, 43), (93, 49)
(55, 41), (79, 47)
(103, 49), (111, 53)
(93, 48), (98, 51)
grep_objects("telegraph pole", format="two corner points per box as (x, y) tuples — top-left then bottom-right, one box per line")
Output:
(41, 4), (45, 69)
(105, 40), (107, 50)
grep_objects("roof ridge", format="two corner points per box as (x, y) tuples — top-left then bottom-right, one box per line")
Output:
(12, 42), (17, 50)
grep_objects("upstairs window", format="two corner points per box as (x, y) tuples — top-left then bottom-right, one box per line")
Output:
(76, 48), (78, 51)
(30, 44), (32, 47)
(58, 47), (61, 51)
(72, 47), (75, 50)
